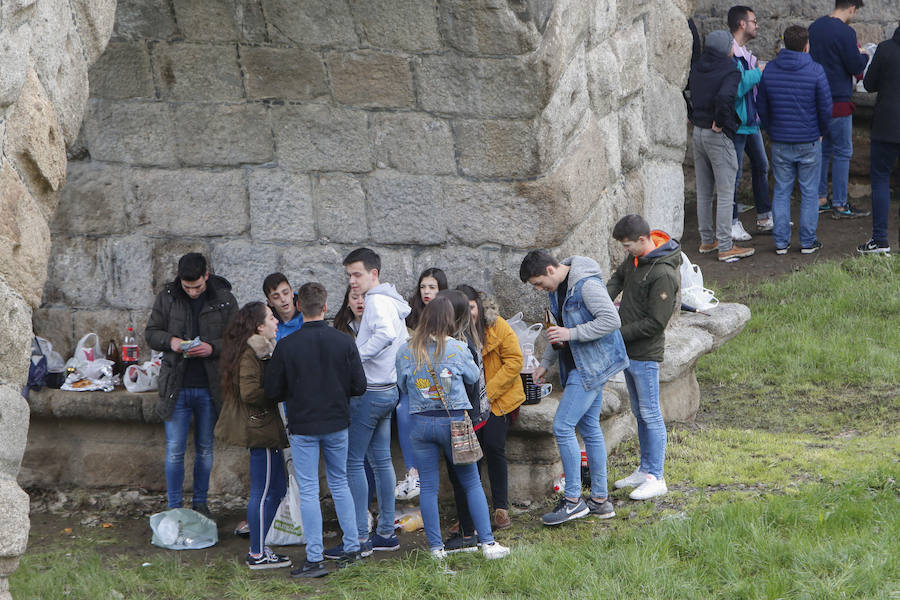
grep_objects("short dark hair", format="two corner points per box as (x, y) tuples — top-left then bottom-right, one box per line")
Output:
(519, 250), (559, 283)
(835, 0), (863, 9)
(612, 214), (652, 242)
(727, 6), (754, 33)
(177, 253), (207, 281)
(342, 247), (381, 274)
(783, 25), (809, 52)
(262, 272), (290, 296)
(297, 282), (327, 317)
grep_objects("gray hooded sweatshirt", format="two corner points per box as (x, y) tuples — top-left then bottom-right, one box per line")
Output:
(357, 283), (412, 386)
(540, 255), (622, 371)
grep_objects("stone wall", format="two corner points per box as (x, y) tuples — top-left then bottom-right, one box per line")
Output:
(0, 0), (116, 596)
(39, 0), (696, 360)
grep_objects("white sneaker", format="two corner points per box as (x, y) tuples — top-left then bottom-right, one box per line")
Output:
(481, 541), (510, 560)
(394, 475), (410, 500)
(731, 220), (752, 242)
(614, 468), (647, 489)
(405, 474), (420, 499)
(629, 474), (668, 500)
(430, 547), (448, 560)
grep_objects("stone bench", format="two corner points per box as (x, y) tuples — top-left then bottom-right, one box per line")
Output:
(20, 303), (749, 502)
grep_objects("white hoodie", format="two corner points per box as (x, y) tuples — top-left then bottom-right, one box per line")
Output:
(357, 283), (411, 385)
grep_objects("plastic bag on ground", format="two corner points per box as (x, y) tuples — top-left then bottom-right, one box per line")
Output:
(149, 508), (218, 550)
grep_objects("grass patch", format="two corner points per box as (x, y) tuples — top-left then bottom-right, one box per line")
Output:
(697, 256), (900, 387)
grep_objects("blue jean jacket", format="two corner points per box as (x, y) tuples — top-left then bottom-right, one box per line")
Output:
(396, 338), (480, 413)
(549, 275), (629, 391)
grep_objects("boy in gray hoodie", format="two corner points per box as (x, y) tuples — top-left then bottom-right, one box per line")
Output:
(520, 251), (629, 526)
(327, 248), (411, 559)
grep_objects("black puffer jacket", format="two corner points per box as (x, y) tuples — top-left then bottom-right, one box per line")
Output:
(864, 28), (900, 144)
(688, 47), (741, 139)
(144, 275), (238, 420)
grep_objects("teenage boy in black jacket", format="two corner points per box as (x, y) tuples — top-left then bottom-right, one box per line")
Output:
(858, 22), (900, 254)
(688, 30), (755, 262)
(607, 215), (681, 501)
(265, 282), (367, 577)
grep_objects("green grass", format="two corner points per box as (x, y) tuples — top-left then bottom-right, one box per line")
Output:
(697, 256), (900, 387)
(12, 255), (900, 599)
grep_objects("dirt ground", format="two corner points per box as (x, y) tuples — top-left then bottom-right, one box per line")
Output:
(681, 168), (896, 293)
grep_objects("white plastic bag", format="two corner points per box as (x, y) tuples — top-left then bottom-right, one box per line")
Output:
(61, 333), (116, 391)
(679, 252), (719, 311)
(856, 43), (879, 92)
(150, 508), (218, 550)
(34, 337), (65, 372)
(265, 467), (304, 546)
(124, 352), (162, 393)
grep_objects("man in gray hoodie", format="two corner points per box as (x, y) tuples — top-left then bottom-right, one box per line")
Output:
(327, 247), (411, 559)
(520, 251), (629, 526)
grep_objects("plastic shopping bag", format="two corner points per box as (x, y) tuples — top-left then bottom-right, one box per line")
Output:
(124, 352), (162, 392)
(679, 252), (719, 311)
(150, 508), (218, 550)
(265, 469), (304, 546)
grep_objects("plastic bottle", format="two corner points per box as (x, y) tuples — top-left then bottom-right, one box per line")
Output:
(121, 326), (139, 366)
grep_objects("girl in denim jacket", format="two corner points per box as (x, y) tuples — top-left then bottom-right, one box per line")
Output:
(395, 296), (510, 560)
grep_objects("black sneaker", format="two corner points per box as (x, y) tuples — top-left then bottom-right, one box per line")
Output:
(818, 201), (833, 214)
(832, 203), (870, 219)
(323, 543), (345, 560)
(585, 497), (616, 519)
(541, 497), (589, 526)
(443, 532), (479, 554)
(801, 240), (823, 255)
(246, 548), (292, 570)
(857, 239), (891, 254)
(192, 503), (213, 520)
(775, 244), (790, 255)
(291, 559), (328, 578)
(336, 551), (362, 569)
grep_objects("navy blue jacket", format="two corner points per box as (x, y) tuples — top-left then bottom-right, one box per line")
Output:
(688, 47), (741, 139)
(863, 28), (900, 143)
(809, 16), (869, 103)
(757, 50), (833, 143)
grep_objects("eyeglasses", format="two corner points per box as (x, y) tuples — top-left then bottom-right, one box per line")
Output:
(746, 19), (758, 24)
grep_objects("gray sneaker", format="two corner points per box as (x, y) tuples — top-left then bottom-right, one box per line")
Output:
(585, 497), (616, 519)
(541, 497), (589, 526)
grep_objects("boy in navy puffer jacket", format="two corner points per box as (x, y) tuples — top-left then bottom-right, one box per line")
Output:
(757, 25), (832, 255)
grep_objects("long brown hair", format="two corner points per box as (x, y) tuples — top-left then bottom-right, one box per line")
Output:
(455, 284), (486, 346)
(437, 289), (481, 351)
(333, 285), (357, 336)
(407, 295), (456, 368)
(220, 302), (270, 398)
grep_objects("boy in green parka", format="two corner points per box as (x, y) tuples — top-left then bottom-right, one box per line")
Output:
(606, 215), (681, 501)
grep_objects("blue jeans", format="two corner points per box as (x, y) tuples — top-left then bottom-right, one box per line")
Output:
(772, 141), (821, 249)
(870, 139), (900, 246)
(410, 413), (494, 550)
(818, 115), (853, 207)
(395, 391), (416, 471)
(290, 429), (359, 562)
(248, 447), (286, 555)
(164, 387), (217, 507)
(347, 388), (398, 539)
(553, 369), (608, 500)
(732, 130), (772, 220)
(623, 361), (666, 479)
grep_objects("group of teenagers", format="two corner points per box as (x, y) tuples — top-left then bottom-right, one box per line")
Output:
(145, 213), (682, 579)
(688, 1), (900, 261)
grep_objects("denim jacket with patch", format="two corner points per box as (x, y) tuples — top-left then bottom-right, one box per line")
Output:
(396, 338), (480, 414)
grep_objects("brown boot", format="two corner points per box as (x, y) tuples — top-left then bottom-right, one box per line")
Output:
(698, 242), (718, 254)
(718, 245), (755, 261)
(493, 508), (511, 530)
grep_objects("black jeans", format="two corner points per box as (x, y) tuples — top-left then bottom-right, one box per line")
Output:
(448, 412), (510, 536)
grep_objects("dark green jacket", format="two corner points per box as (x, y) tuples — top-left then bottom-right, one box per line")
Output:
(606, 232), (681, 362)
(144, 274), (238, 420)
